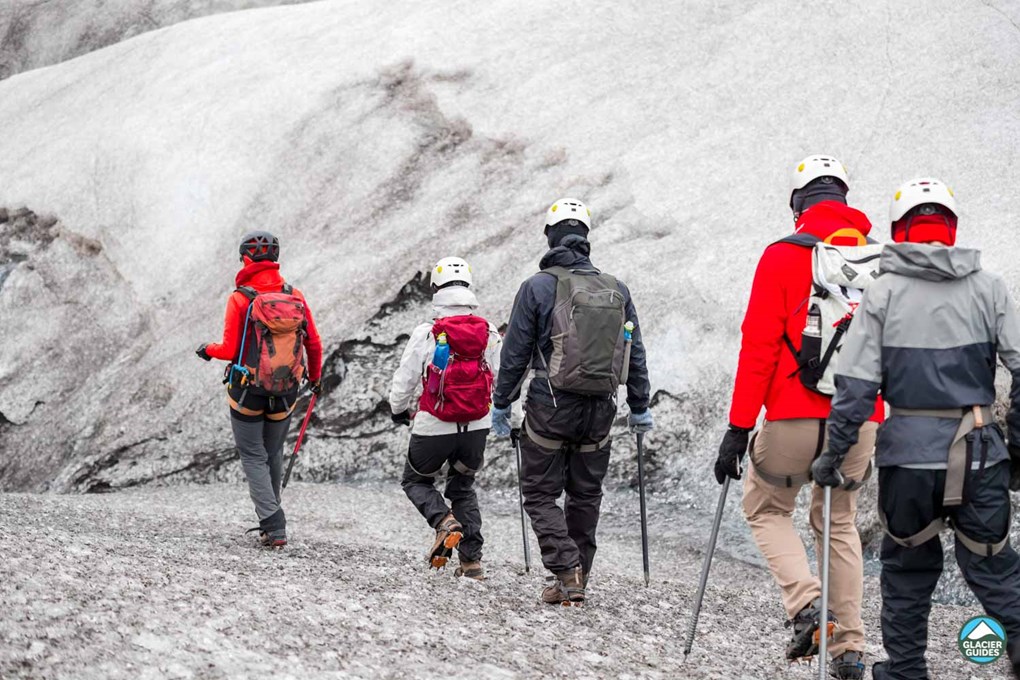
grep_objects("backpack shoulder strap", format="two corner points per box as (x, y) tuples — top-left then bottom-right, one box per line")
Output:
(773, 232), (822, 248)
(236, 286), (258, 301)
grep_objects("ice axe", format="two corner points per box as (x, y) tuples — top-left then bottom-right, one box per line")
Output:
(282, 393), (317, 489)
(510, 428), (532, 573)
(636, 432), (651, 587)
(683, 476), (730, 658)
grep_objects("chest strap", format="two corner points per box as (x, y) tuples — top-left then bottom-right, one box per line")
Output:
(525, 417), (611, 453)
(882, 405), (1005, 556)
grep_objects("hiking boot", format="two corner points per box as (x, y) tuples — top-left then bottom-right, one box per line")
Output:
(541, 567), (585, 607)
(785, 598), (836, 660)
(245, 527), (287, 548)
(830, 651), (865, 679)
(259, 531), (287, 549)
(428, 512), (463, 569)
(454, 560), (485, 581)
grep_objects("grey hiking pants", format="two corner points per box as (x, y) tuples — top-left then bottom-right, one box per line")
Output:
(401, 429), (487, 562)
(875, 462), (1020, 680)
(231, 413), (292, 537)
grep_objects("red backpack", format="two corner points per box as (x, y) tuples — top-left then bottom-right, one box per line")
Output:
(236, 284), (307, 395)
(418, 315), (493, 423)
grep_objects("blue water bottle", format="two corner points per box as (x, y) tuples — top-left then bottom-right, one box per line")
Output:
(427, 332), (450, 394)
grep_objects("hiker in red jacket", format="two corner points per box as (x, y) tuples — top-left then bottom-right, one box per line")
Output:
(196, 231), (323, 548)
(715, 156), (882, 678)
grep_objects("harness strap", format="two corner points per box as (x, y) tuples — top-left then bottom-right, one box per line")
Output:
(878, 512), (1010, 557)
(878, 512), (946, 549)
(524, 417), (610, 453)
(889, 406), (992, 507)
(406, 453), (444, 479)
(750, 459), (812, 488)
(954, 514), (1011, 557)
(451, 459), (478, 477)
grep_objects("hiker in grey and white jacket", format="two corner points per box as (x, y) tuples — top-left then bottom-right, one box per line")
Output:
(812, 178), (1020, 680)
(389, 257), (501, 581)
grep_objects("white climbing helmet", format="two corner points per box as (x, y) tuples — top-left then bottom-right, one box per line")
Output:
(889, 177), (957, 222)
(431, 256), (472, 290)
(790, 154), (850, 204)
(545, 198), (591, 230)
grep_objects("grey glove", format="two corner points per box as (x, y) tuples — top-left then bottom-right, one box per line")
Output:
(628, 409), (654, 434)
(491, 405), (512, 438)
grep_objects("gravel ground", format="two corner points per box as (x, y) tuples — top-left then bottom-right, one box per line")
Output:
(0, 483), (1013, 679)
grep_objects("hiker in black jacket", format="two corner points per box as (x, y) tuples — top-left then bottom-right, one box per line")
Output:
(491, 198), (652, 606)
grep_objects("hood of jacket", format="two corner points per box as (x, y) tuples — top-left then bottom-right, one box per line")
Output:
(794, 200), (873, 242)
(880, 242), (982, 282)
(432, 285), (480, 319)
(539, 234), (594, 270)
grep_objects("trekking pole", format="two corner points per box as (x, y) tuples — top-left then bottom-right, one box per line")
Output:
(683, 476), (730, 658)
(818, 485), (833, 679)
(510, 428), (531, 573)
(282, 393), (317, 489)
(636, 432), (650, 587)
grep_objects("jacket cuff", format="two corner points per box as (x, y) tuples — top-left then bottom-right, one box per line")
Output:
(493, 400), (511, 411)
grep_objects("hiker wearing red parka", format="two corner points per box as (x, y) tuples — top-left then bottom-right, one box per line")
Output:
(388, 257), (501, 581)
(716, 156), (882, 678)
(196, 231), (323, 548)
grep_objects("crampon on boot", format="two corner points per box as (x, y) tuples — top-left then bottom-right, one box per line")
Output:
(541, 566), (585, 607)
(428, 512), (463, 569)
(454, 560), (485, 581)
(829, 650), (865, 679)
(785, 597), (836, 661)
(244, 527), (287, 549)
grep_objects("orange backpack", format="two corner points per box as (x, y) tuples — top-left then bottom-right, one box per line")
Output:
(236, 284), (307, 395)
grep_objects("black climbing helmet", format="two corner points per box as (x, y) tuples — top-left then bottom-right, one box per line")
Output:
(239, 231), (280, 262)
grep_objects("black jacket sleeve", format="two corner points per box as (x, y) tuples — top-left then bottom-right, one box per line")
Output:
(620, 282), (651, 413)
(493, 280), (538, 408)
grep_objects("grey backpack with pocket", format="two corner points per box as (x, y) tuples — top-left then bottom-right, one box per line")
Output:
(541, 266), (628, 396)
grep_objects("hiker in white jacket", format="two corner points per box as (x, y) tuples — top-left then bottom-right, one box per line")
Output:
(389, 257), (501, 580)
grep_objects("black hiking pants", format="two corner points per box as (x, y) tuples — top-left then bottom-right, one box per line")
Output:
(876, 462), (1020, 680)
(401, 429), (487, 562)
(520, 395), (615, 576)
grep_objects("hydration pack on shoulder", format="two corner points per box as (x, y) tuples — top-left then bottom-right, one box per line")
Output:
(233, 284), (307, 396)
(418, 315), (494, 423)
(542, 266), (628, 397)
(778, 231), (883, 396)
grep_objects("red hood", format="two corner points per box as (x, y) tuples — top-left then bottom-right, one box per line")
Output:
(235, 261), (284, 289)
(794, 200), (872, 243)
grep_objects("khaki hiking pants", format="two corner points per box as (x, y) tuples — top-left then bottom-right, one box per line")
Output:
(742, 418), (877, 657)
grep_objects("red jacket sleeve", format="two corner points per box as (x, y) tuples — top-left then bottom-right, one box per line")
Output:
(205, 292), (248, 362)
(729, 246), (789, 429)
(299, 291), (323, 381)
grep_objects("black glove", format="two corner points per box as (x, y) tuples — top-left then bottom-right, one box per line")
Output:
(196, 344), (212, 361)
(309, 379), (322, 396)
(391, 410), (411, 427)
(1009, 444), (1020, 492)
(714, 425), (751, 484)
(811, 449), (846, 488)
